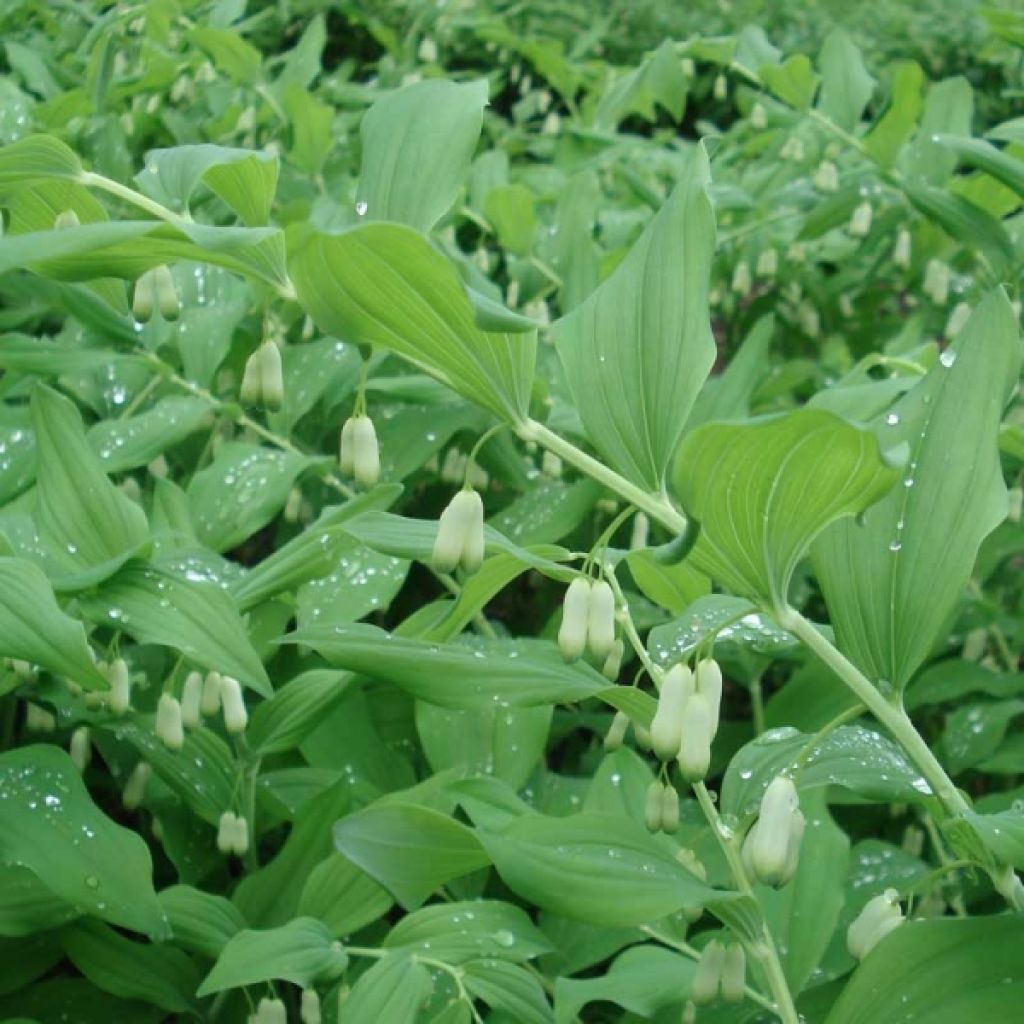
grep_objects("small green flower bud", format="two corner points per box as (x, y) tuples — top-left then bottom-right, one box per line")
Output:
(256, 997), (287, 1024)
(181, 670), (203, 729)
(24, 702), (56, 733)
(156, 694), (184, 751)
(962, 626), (987, 662)
(601, 638), (625, 680)
(660, 782), (680, 833)
(231, 814), (249, 855)
(1008, 487), (1022, 524)
(541, 451), (562, 478)
(240, 348), (262, 405)
(750, 102), (767, 130)
(945, 301), (970, 339)
(200, 671), (222, 717)
(216, 810), (237, 854)
(587, 580), (616, 660)
(351, 415), (380, 487)
(650, 664), (693, 761)
(849, 200), (872, 237)
(152, 264), (179, 320)
(220, 676), (248, 734)
(107, 657), (132, 716)
(813, 160), (839, 192)
(603, 710), (630, 751)
(691, 940), (726, 1005)
(132, 269), (156, 322)
(781, 136), (804, 161)
(694, 659), (722, 739)
(557, 578), (592, 661)
(122, 761), (151, 810)
(300, 988), (322, 1024)
(893, 228), (912, 268)
(681, 58), (695, 78)
(644, 779), (663, 833)
(458, 489), (485, 573)
(721, 943), (746, 1002)
(731, 261), (751, 297)
(258, 340), (284, 411)
(54, 209), (80, 230)
(70, 725), (92, 773)
(339, 416), (357, 475)
(847, 888), (903, 960)
(677, 693), (713, 782)
(713, 74), (727, 100)
(755, 248), (777, 278)
(923, 259), (949, 305)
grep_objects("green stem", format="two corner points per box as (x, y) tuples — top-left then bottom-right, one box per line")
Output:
(78, 171), (190, 227)
(692, 783), (800, 1024)
(518, 419), (687, 534)
(749, 674), (766, 735)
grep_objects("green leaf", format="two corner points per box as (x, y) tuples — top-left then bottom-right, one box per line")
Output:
(817, 29), (875, 131)
(78, 562), (271, 696)
(936, 134), (1024, 198)
(289, 624), (608, 709)
(961, 807), (1024, 868)
(478, 812), (719, 926)
(289, 222), (537, 422)
(157, 885), (245, 959)
(552, 146), (715, 490)
(0, 745), (168, 939)
(484, 184), (538, 256)
(0, 134), (81, 187)
(0, 864), (76, 937)
(189, 26), (262, 84)
(334, 802), (489, 909)
(672, 409), (899, 610)
(864, 60), (925, 168)
(593, 40), (688, 129)
(813, 291), (1022, 689)
(197, 917), (348, 996)
(297, 853), (393, 936)
(357, 78), (488, 232)
(248, 670), (354, 756)
(337, 951), (432, 1024)
(61, 919), (200, 1014)
(760, 54), (819, 109)
(0, 557), (107, 689)
(31, 384), (149, 587)
(823, 917), (1024, 1024)
(463, 960), (554, 1024)
(187, 442), (318, 553)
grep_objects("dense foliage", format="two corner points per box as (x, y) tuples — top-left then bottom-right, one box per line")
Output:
(0, 2), (1023, 1022)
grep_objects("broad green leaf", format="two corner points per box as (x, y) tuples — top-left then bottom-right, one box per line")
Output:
(289, 624), (609, 709)
(484, 183), (537, 255)
(31, 384), (149, 587)
(357, 78), (488, 232)
(337, 952), (432, 1024)
(283, 85), (334, 174)
(823, 917), (1024, 1024)
(672, 409), (899, 610)
(78, 563), (272, 696)
(334, 802), (489, 909)
(937, 134), (1024, 198)
(61, 919), (200, 1014)
(187, 442), (318, 553)
(0, 557), (107, 689)
(189, 26), (262, 84)
(624, 552), (710, 616)
(593, 40), (688, 129)
(157, 885), (245, 959)
(248, 670), (354, 756)
(760, 54), (818, 109)
(552, 145), (715, 490)
(463, 960), (554, 1024)
(864, 60), (924, 168)
(289, 222), (537, 422)
(197, 917), (348, 996)
(0, 334), (118, 374)
(0, 978), (161, 1024)
(817, 29), (875, 130)
(813, 292), (1022, 689)
(901, 76), (974, 184)
(721, 725), (932, 817)
(0, 134), (81, 187)
(478, 812), (719, 926)
(297, 853), (393, 936)
(0, 746), (168, 939)
(939, 699), (1024, 774)
(489, 479), (602, 547)
(961, 807), (1024, 868)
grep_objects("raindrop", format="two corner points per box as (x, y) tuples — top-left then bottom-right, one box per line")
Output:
(355, 200), (368, 216)
(939, 350), (956, 368)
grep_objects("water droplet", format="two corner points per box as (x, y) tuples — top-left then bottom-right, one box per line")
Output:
(355, 200), (368, 216)
(885, 412), (900, 426)
(889, 540), (902, 553)
(939, 350), (956, 368)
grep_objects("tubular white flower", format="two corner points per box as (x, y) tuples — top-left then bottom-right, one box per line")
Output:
(216, 811), (237, 854)
(924, 259), (949, 305)
(691, 939), (726, 1005)
(201, 671), (223, 717)
(132, 269), (156, 322)
(731, 261), (751, 297)
(152, 264), (180, 321)
(587, 580), (616, 659)
(240, 348), (262, 405)
(557, 578), (592, 661)
(893, 227), (912, 268)
(603, 709), (630, 751)
(54, 209), (80, 230)
(694, 659), (723, 738)
(24, 702), (56, 733)
(660, 782), (679, 833)
(849, 200), (873, 237)
(601, 638), (625, 680)
(750, 102), (767, 130)
(122, 761), (151, 810)
(231, 814), (249, 855)
(180, 670), (203, 729)
(945, 301), (971, 339)
(300, 989), (322, 1024)
(713, 74), (727, 100)
(847, 888), (904, 960)
(755, 247), (778, 278)
(70, 726), (91, 773)
(1008, 487), (1022, 524)
(257, 999), (287, 1024)
(650, 664), (693, 761)
(155, 694), (184, 751)
(338, 417), (357, 476)
(813, 160), (839, 192)
(351, 415), (380, 487)
(745, 775), (802, 887)
(107, 657), (132, 716)
(458, 489), (485, 573)
(431, 490), (477, 574)
(676, 693), (713, 782)
(220, 676), (248, 734)
(258, 340), (284, 411)
(643, 780), (663, 833)
(721, 943), (746, 1003)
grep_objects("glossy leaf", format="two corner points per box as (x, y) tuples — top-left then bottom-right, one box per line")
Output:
(337, 952), (431, 1024)
(817, 29), (875, 130)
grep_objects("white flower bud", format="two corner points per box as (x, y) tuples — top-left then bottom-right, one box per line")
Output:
(217, 810), (237, 854)
(755, 248), (777, 278)
(220, 676), (248, 734)
(25, 702), (56, 733)
(122, 762), (151, 810)
(1008, 487), (1022, 523)
(750, 102), (766, 130)
(695, 659), (723, 739)
(418, 35), (438, 62)
(132, 269), (156, 322)
(152, 264), (180, 321)
(849, 200), (873, 238)
(107, 658), (132, 716)
(744, 775), (803, 887)
(258, 340), (284, 411)
(603, 710), (630, 750)
(644, 780), (663, 833)
(731, 261), (751, 297)
(781, 135), (804, 161)
(541, 451), (562, 478)
(893, 228), (912, 268)
(459, 489), (485, 573)
(156, 694), (184, 751)
(587, 581), (616, 660)
(633, 724), (652, 751)
(256, 998), (286, 1024)
(240, 348), (262, 405)
(660, 782), (679, 833)
(300, 989), (322, 1024)
(839, 293), (854, 318)
(945, 301), (970, 339)
(924, 259), (949, 305)
(798, 302), (820, 338)
(339, 417), (357, 475)
(692, 939), (726, 1005)
(542, 111), (561, 135)
(181, 670), (203, 728)
(681, 58), (695, 78)
(847, 888), (904, 960)
(601, 638), (625, 680)
(676, 693), (713, 782)
(54, 209), (80, 230)
(201, 671), (223, 717)
(432, 490), (482, 574)
(813, 160), (839, 192)
(351, 415), (380, 487)
(70, 726), (91, 773)
(721, 943), (746, 1002)
(650, 664), (693, 760)
(232, 814), (249, 855)
(558, 578), (592, 661)
(713, 74), (727, 100)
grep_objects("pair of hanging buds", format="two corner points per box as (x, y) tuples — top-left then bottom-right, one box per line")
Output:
(558, 577), (616, 662)
(649, 660), (722, 783)
(216, 810), (249, 856)
(157, 673), (247, 750)
(100, 658), (132, 716)
(644, 780), (680, 834)
(132, 265), (180, 322)
(847, 888), (904, 960)
(339, 415), (381, 487)
(431, 488), (486, 574)
(691, 940), (746, 1005)
(248, 997), (285, 1024)
(741, 775), (806, 888)
(240, 340), (284, 411)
